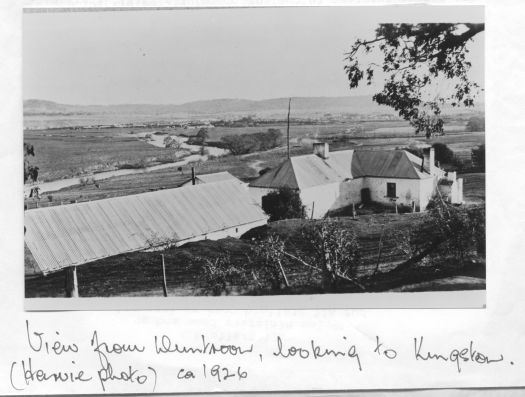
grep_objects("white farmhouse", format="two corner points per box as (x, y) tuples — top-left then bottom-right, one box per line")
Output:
(249, 143), (463, 218)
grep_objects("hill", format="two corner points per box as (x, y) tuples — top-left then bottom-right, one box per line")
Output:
(23, 95), (485, 129)
(24, 96), (398, 116)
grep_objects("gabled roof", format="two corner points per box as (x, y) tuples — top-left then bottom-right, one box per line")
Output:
(196, 171), (240, 184)
(351, 150), (427, 179)
(249, 149), (430, 190)
(25, 181), (267, 275)
(181, 171), (241, 186)
(250, 150), (356, 190)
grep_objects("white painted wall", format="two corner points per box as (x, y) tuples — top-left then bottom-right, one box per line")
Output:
(248, 186), (274, 207)
(418, 176), (436, 210)
(301, 179), (364, 218)
(250, 176), (444, 219)
(363, 177), (424, 207)
(300, 182), (341, 219)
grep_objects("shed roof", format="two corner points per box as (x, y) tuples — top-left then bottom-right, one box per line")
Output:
(25, 181), (267, 275)
(196, 171), (240, 184)
(249, 149), (429, 190)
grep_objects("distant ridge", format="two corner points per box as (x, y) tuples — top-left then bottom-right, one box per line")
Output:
(23, 96), (403, 117)
(23, 96), (485, 130)
(24, 96), (485, 117)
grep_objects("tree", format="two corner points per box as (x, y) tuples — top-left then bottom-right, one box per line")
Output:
(466, 116), (485, 132)
(196, 128), (208, 144)
(471, 144), (485, 170)
(252, 234), (289, 290)
(24, 143), (39, 183)
(345, 23), (484, 137)
(164, 136), (182, 159)
(394, 198), (485, 273)
(221, 134), (257, 155)
(261, 187), (306, 221)
(302, 219), (361, 291)
(266, 128), (283, 148)
(431, 143), (455, 164)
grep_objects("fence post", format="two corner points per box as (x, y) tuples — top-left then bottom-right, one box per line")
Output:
(277, 259), (290, 288)
(161, 254), (168, 297)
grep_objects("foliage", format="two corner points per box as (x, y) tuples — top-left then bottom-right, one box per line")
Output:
(345, 23), (484, 137)
(164, 136), (182, 150)
(301, 219), (361, 290)
(252, 234), (288, 290)
(471, 144), (485, 170)
(262, 187), (306, 222)
(466, 116), (485, 132)
(188, 128), (209, 145)
(199, 254), (244, 296)
(431, 143), (455, 164)
(79, 176), (95, 186)
(220, 129), (282, 155)
(164, 136), (183, 161)
(24, 143), (39, 183)
(425, 198), (484, 265)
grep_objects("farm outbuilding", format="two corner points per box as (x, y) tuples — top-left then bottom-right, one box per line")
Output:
(249, 143), (463, 218)
(180, 171), (243, 187)
(25, 180), (268, 275)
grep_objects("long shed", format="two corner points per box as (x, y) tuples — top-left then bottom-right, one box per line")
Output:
(25, 180), (268, 275)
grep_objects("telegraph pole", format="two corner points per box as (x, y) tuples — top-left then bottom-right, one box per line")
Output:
(286, 98), (291, 159)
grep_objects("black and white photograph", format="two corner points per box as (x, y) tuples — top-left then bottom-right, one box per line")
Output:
(23, 6), (485, 303)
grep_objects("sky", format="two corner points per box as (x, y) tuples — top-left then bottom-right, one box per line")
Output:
(23, 6), (484, 105)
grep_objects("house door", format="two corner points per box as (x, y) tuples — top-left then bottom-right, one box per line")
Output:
(360, 188), (371, 204)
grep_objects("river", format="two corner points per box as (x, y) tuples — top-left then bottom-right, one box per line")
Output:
(24, 133), (231, 197)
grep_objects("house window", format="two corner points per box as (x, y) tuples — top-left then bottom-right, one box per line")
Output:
(387, 182), (397, 198)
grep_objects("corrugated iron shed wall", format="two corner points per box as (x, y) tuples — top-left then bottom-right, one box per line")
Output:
(25, 181), (267, 275)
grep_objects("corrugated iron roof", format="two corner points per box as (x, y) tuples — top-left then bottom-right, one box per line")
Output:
(25, 181), (267, 275)
(249, 149), (430, 190)
(352, 150), (423, 179)
(197, 171), (240, 184)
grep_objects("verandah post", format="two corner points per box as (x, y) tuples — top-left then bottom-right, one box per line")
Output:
(161, 254), (168, 297)
(65, 266), (79, 297)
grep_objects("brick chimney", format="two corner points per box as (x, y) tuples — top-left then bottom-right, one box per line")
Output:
(313, 142), (329, 159)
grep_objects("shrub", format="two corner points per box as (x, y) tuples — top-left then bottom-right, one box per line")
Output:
(252, 234), (288, 291)
(431, 143), (455, 164)
(471, 144), (485, 171)
(199, 254), (244, 296)
(262, 187), (306, 221)
(220, 129), (283, 155)
(79, 176), (95, 186)
(424, 198), (485, 266)
(466, 116), (485, 132)
(301, 219), (361, 291)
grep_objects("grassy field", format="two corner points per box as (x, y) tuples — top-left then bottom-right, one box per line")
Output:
(24, 117), (483, 183)
(25, 210), (485, 298)
(25, 130), (174, 181)
(461, 173), (486, 204)
(25, 118), (484, 204)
